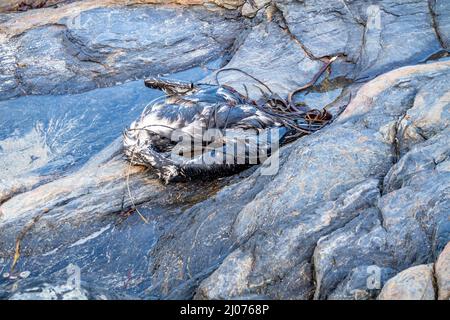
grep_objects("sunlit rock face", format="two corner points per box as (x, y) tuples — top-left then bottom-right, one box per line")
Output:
(0, 0), (449, 300)
(0, 4), (243, 99)
(378, 242), (450, 300)
(274, 0), (445, 79)
(0, 0), (69, 12)
(181, 61), (450, 300)
(0, 0), (244, 13)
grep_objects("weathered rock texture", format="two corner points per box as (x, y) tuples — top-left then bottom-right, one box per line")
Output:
(0, 0), (449, 300)
(0, 0), (69, 12)
(274, 0), (445, 79)
(378, 242), (450, 300)
(0, 0), (244, 13)
(378, 264), (436, 300)
(188, 60), (450, 300)
(0, 2), (242, 99)
(435, 242), (450, 300)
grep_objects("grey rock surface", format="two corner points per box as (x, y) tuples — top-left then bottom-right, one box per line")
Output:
(154, 61), (450, 299)
(378, 264), (436, 300)
(327, 266), (397, 300)
(435, 242), (450, 300)
(209, 19), (324, 99)
(0, 0), (449, 300)
(0, 140), (242, 298)
(376, 241), (450, 300)
(0, 63), (238, 299)
(0, 80), (159, 203)
(0, 4), (242, 99)
(275, 0), (446, 79)
(241, 0), (270, 18)
(0, 0), (70, 12)
(433, 0), (450, 49)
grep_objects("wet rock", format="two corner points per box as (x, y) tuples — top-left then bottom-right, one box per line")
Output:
(275, 0), (445, 79)
(0, 0), (449, 300)
(5, 278), (133, 300)
(0, 35), (19, 101)
(327, 266), (397, 300)
(206, 12), (353, 107)
(378, 264), (436, 300)
(0, 61), (233, 298)
(312, 63), (450, 299)
(274, 0), (363, 61)
(0, 0), (245, 14)
(435, 242), (450, 300)
(196, 180), (382, 300)
(147, 61), (450, 299)
(0, 4), (243, 99)
(0, 80), (161, 203)
(207, 20), (323, 99)
(9, 283), (90, 300)
(0, 135), (243, 298)
(432, 0), (450, 49)
(0, 0), (68, 12)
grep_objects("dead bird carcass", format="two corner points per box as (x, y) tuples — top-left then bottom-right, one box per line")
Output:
(123, 57), (337, 183)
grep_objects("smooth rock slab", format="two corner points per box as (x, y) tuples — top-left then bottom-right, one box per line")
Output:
(274, 0), (364, 61)
(0, 63), (233, 299)
(2, 57), (448, 301)
(0, 62), (216, 204)
(378, 264), (436, 300)
(0, 135), (243, 298)
(433, 0), (450, 49)
(208, 20), (323, 99)
(0, 80), (159, 204)
(0, 0), (244, 12)
(147, 61), (450, 299)
(1, 0), (449, 300)
(275, 0), (445, 80)
(312, 62), (450, 299)
(0, 4), (243, 99)
(435, 242), (450, 300)
(196, 180), (382, 300)
(0, 0), (69, 12)
(205, 15), (351, 109)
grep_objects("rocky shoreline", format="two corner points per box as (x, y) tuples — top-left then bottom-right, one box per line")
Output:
(0, 0), (449, 300)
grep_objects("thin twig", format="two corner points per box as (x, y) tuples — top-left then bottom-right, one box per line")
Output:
(215, 68), (274, 95)
(126, 149), (149, 224)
